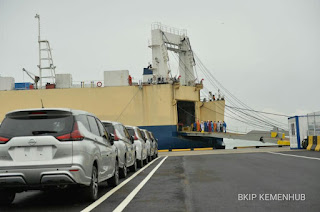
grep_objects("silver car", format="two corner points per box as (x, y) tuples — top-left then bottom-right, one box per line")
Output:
(149, 131), (159, 159)
(0, 108), (119, 205)
(125, 126), (147, 168)
(102, 121), (137, 178)
(141, 129), (155, 162)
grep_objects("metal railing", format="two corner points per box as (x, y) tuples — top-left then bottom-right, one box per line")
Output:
(72, 80), (104, 88)
(151, 22), (187, 36)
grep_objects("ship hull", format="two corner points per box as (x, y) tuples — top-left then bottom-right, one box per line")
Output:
(139, 125), (225, 150)
(0, 85), (225, 150)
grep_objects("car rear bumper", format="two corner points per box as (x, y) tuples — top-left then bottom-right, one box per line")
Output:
(0, 165), (91, 190)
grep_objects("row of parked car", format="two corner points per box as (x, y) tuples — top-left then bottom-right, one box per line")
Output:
(0, 108), (158, 205)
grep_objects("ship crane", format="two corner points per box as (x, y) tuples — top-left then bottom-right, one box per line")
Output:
(22, 68), (40, 89)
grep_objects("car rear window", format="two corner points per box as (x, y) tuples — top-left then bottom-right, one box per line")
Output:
(139, 129), (145, 140)
(136, 129), (143, 139)
(127, 128), (135, 137)
(0, 110), (74, 138)
(142, 130), (150, 139)
(103, 123), (114, 134)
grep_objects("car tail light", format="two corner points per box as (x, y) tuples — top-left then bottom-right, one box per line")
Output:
(29, 112), (46, 115)
(113, 130), (119, 141)
(0, 136), (10, 144)
(134, 134), (138, 140)
(56, 122), (84, 141)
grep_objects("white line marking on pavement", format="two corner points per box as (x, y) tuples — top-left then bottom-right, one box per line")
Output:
(113, 156), (168, 212)
(267, 152), (320, 160)
(81, 157), (161, 212)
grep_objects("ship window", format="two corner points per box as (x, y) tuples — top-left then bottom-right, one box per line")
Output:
(177, 101), (195, 128)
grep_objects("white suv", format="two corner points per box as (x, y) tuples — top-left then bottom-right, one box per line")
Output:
(141, 129), (155, 162)
(125, 126), (147, 168)
(0, 108), (119, 205)
(102, 121), (137, 179)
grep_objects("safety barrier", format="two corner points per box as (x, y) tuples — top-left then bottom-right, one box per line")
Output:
(277, 140), (290, 146)
(307, 136), (320, 151)
(158, 147), (214, 152)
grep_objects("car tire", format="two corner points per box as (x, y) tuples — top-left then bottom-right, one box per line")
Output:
(149, 155), (152, 162)
(137, 159), (143, 168)
(107, 160), (119, 187)
(144, 155), (149, 165)
(119, 163), (127, 178)
(0, 190), (15, 206)
(129, 158), (137, 172)
(84, 165), (98, 201)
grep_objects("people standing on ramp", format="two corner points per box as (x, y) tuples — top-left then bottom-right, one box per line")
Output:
(211, 121), (214, 132)
(223, 121), (227, 133)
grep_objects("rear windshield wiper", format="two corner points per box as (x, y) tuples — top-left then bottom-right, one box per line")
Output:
(32, 130), (58, 135)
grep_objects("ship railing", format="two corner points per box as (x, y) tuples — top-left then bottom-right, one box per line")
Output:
(151, 22), (187, 36)
(72, 80), (104, 88)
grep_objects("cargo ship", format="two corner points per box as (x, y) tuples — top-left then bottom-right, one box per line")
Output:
(0, 23), (225, 150)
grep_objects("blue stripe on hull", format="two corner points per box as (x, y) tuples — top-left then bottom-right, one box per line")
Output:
(138, 125), (223, 150)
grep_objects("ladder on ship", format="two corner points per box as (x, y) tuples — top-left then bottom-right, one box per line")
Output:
(35, 14), (56, 88)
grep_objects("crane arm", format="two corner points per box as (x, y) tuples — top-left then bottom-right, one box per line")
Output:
(22, 68), (36, 81)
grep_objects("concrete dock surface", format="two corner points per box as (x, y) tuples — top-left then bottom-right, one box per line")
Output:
(1, 147), (319, 212)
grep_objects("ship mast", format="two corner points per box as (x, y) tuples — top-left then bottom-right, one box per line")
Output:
(35, 14), (56, 89)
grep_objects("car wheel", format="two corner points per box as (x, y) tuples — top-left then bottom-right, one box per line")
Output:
(0, 190), (15, 206)
(107, 160), (119, 187)
(119, 163), (127, 178)
(149, 155), (152, 162)
(137, 159), (143, 168)
(84, 165), (98, 201)
(144, 155), (149, 165)
(130, 158), (137, 172)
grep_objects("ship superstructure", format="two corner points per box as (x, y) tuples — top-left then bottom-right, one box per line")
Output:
(145, 23), (196, 86)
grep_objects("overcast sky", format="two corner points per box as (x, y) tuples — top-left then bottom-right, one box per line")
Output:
(0, 0), (319, 131)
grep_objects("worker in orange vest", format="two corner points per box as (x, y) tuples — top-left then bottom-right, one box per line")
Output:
(196, 119), (200, 132)
(128, 75), (132, 86)
(213, 121), (217, 132)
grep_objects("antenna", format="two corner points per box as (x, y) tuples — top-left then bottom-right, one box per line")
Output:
(41, 99), (44, 108)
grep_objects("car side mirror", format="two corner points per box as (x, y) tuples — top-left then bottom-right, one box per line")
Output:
(130, 135), (134, 144)
(110, 133), (115, 145)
